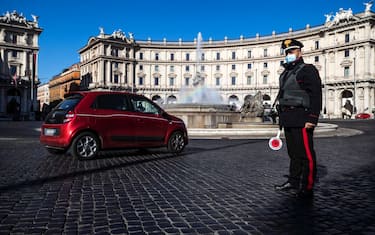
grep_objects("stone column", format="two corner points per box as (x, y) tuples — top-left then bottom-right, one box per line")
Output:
(364, 86), (370, 112)
(97, 60), (103, 86)
(106, 60), (110, 87)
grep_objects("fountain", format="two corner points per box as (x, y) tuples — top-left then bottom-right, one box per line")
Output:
(164, 32), (240, 128)
(163, 33), (339, 137)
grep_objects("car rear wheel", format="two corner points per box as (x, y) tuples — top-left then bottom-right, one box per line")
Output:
(167, 131), (185, 154)
(70, 132), (100, 160)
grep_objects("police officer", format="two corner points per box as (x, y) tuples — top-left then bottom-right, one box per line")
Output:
(274, 38), (322, 199)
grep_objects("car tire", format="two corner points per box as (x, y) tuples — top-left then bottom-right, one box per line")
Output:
(70, 132), (100, 160)
(46, 148), (67, 155)
(167, 131), (185, 154)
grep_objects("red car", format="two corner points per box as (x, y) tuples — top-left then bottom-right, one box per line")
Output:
(355, 113), (372, 119)
(40, 91), (188, 160)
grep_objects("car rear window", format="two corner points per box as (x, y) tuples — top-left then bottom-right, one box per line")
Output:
(55, 95), (82, 111)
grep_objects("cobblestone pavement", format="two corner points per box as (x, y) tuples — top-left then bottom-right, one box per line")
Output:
(0, 120), (374, 234)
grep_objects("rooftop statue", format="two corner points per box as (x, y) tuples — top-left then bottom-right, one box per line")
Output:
(99, 27), (104, 35)
(364, 1), (373, 12)
(324, 13), (333, 23)
(332, 8), (353, 25)
(0, 10), (38, 28)
(325, 7), (354, 27)
(111, 29), (127, 40)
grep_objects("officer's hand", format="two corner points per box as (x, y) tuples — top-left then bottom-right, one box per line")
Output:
(305, 122), (316, 129)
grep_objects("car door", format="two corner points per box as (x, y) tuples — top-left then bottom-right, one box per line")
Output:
(91, 94), (136, 148)
(129, 95), (169, 147)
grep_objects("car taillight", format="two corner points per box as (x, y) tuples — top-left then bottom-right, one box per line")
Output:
(63, 111), (75, 123)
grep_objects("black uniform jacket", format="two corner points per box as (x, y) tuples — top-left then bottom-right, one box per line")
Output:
(278, 58), (322, 128)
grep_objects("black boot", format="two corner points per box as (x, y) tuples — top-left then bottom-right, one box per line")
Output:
(274, 181), (298, 192)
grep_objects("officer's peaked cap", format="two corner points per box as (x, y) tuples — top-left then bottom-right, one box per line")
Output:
(281, 38), (304, 51)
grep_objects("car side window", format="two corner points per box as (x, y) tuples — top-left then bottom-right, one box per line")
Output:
(92, 94), (129, 111)
(130, 96), (160, 115)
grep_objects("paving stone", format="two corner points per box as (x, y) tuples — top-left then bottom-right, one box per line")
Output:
(0, 120), (374, 234)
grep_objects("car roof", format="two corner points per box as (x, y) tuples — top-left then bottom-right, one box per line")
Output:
(65, 91), (143, 98)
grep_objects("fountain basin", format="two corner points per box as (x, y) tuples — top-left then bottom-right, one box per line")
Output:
(164, 103), (240, 128)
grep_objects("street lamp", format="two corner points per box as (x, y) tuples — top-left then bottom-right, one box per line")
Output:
(323, 50), (327, 115)
(353, 48), (357, 114)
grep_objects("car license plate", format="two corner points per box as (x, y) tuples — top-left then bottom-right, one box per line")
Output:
(44, 128), (56, 136)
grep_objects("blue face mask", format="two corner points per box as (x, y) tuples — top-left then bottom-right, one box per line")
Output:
(285, 54), (297, 63)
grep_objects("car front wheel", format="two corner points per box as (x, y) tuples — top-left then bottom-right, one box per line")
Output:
(167, 131), (186, 154)
(70, 132), (100, 160)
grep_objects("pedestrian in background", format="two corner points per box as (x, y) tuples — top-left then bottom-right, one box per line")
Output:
(274, 38), (322, 199)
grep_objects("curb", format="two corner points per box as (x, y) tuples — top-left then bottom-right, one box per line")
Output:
(187, 123), (363, 139)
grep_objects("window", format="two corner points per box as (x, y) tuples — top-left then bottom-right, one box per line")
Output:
(10, 65), (17, 76)
(263, 62), (268, 68)
(26, 34), (33, 45)
(344, 67), (350, 77)
(125, 48), (130, 58)
(345, 33), (350, 43)
(130, 96), (160, 114)
(154, 77), (159, 86)
(139, 77), (144, 85)
(186, 53), (190, 61)
(170, 53), (174, 61)
(263, 49), (268, 57)
(280, 48), (284, 55)
(170, 66), (174, 72)
(247, 64), (252, 69)
(11, 50), (18, 58)
(201, 65), (205, 72)
(232, 64), (236, 70)
(247, 76), (252, 85)
(247, 50), (252, 58)
(114, 74), (119, 83)
(201, 53), (205, 61)
(231, 77), (236, 85)
(232, 51), (236, 60)
(263, 75), (268, 84)
(155, 65), (159, 72)
(216, 77), (220, 86)
(315, 41), (319, 50)
(169, 77), (175, 86)
(185, 65), (190, 72)
(114, 62), (118, 69)
(314, 56), (319, 62)
(344, 49), (350, 57)
(216, 52), (220, 60)
(139, 52), (143, 60)
(9, 33), (17, 43)
(185, 77), (189, 86)
(216, 65), (220, 71)
(139, 64), (143, 70)
(155, 53), (159, 60)
(92, 94), (129, 111)
(111, 48), (119, 57)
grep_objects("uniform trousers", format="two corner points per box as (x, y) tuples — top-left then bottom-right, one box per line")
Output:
(284, 127), (317, 191)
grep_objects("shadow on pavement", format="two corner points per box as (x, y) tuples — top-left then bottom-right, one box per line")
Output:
(0, 139), (263, 192)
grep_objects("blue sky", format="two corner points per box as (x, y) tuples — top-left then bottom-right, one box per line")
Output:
(1, 0), (366, 83)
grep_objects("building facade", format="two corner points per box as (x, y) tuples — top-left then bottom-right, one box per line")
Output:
(36, 82), (49, 110)
(0, 11), (42, 120)
(79, 6), (375, 118)
(48, 63), (80, 103)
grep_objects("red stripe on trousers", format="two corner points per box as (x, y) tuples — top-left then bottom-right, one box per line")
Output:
(302, 128), (314, 190)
